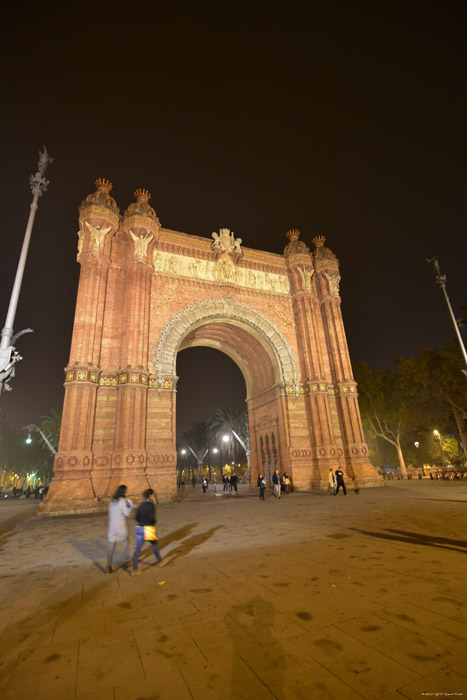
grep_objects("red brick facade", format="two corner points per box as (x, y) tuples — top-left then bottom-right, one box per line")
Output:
(39, 181), (381, 515)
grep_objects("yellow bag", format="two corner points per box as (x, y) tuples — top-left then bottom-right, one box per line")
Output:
(143, 525), (157, 541)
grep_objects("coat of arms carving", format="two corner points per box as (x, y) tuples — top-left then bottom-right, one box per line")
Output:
(211, 228), (243, 261)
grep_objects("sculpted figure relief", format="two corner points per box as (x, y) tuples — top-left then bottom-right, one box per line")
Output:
(298, 266), (314, 292)
(77, 225), (85, 256)
(85, 221), (112, 252)
(130, 229), (153, 260)
(324, 272), (341, 297)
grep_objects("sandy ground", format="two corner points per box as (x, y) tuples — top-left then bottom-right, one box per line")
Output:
(0, 479), (466, 700)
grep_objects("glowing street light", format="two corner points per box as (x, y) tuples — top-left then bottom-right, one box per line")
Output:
(23, 424), (57, 456)
(433, 429), (447, 470)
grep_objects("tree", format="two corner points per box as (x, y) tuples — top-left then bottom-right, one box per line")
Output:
(396, 340), (467, 459)
(442, 436), (465, 466)
(206, 406), (247, 466)
(354, 362), (421, 477)
(40, 407), (62, 452)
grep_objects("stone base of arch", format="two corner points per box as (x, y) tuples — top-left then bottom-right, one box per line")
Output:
(37, 451), (179, 516)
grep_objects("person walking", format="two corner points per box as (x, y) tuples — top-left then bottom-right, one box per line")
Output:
(335, 467), (347, 495)
(257, 473), (266, 500)
(328, 468), (336, 495)
(272, 468), (282, 498)
(223, 474), (229, 493)
(231, 472), (238, 494)
(107, 484), (133, 574)
(282, 473), (291, 494)
(202, 477), (208, 494)
(212, 475), (217, 494)
(131, 488), (164, 576)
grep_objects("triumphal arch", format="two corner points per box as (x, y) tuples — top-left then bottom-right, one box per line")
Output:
(39, 179), (381, 514)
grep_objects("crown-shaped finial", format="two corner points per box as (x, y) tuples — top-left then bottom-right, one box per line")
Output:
(286, 229), (301, 240)
(312, 235), (326, 247)
(95, 178), (113, 191)
(134, 188), (151, 201)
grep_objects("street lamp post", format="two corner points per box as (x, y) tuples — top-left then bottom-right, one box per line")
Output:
(427, 257), (467, 378)
(0, 148), (53, 395)
(23, 424), (57, 456)
(433, 429), (447, 472)
(183, 445), (208, 478)
(223, 428), (251, 482)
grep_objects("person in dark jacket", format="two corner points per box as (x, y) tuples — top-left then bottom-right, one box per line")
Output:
(257, 473), (266, 500)
(131, 489), (164, 576)
(335, 468), (347, 495)
(272, 469), (281, 498)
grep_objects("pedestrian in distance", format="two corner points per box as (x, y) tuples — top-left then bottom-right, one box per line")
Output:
(282, 473), (291, 494)
(231, 472), (238, 494)
(223, 474), (229, 493)
(328, 468), (336, 495)
(107, 484), (133, 574)
(258, 473), (266, 500)
(335, 467), (347, 495)
(131, 488), (164, 576)
(212, 475), (217, 494)
(202, 477), (208, 494)
(192, 476), (196, 488)
(272, 468), (281, 498)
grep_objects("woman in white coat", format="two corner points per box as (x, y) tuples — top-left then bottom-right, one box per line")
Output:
(107, 484), (133, 573)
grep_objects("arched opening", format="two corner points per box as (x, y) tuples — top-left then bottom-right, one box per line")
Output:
(151, 298), (297, 495)
(176, 346), (247, 484)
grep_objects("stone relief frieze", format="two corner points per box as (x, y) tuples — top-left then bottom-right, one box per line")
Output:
(153, 249), (289, 294)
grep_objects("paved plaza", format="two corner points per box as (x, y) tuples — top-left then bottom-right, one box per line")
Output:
(0, 480), (466, 700)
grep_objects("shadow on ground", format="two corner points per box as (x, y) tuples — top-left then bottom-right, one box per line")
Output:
(351, 528), (467, 553)
(162, 525), (224, 566)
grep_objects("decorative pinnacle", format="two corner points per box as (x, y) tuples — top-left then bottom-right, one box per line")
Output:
(426, 256), (447, 289)
(29, 146), (53, 197)
(134, 188), (151, 201)
(286, 229), (301, 240)
(95, 178), (113, 191)
(313, 235), (326, 247)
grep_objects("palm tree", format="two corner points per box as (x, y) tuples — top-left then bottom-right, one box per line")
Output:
(40, 407), (62, 452)
(207, 406), (248, 467)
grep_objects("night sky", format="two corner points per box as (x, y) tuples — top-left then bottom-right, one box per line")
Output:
(1, 3), (466, 437)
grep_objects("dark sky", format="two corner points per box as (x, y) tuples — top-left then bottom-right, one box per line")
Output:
(1, 2), (466, 436)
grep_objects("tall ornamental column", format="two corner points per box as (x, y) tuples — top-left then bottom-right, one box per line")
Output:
(39, 180), (120, 514)
(110, 190), (161, 498)
(312, 236), (382, 487)
(284, 230), (337, 488)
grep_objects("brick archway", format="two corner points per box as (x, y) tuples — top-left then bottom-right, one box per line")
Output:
(155, 297), (298, 393)
(39, 183), (382, 515)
